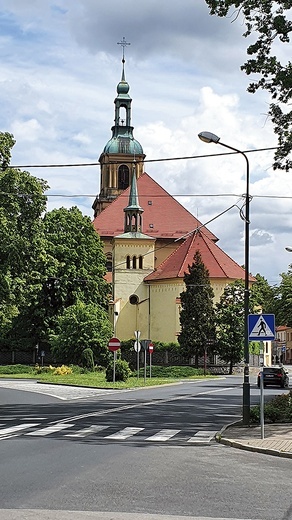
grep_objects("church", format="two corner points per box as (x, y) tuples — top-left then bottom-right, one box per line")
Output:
(92, 52), (249, 344)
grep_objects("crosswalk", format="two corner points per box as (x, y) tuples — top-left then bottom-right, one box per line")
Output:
(0, 422), (218, 444)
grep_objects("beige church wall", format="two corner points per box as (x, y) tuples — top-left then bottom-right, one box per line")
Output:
(150, 239), (179, 268)
(114, 277), (150, 340)
(148, 281), (184, 343)
(113, 239), (155, 271)
(146, 277), (245, 344)
(100, 237), (179, 273)
(115, 296), (150, 341)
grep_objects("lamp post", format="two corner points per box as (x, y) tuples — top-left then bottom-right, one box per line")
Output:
(198, 131), (251, 424)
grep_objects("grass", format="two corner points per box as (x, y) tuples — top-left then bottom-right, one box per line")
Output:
(0, 364), (216, 389)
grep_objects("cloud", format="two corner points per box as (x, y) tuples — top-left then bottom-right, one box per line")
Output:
(0, 1), (291, 285)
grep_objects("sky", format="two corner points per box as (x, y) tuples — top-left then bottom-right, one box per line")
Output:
(0, 0), (291, 286)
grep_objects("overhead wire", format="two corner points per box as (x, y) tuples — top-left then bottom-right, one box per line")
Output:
(6, 145), (278, 170)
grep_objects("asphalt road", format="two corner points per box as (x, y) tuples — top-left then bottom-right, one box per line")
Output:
(0, 375), (291, 520)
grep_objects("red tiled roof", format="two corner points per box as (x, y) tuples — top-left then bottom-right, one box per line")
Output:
(144, 230), (254, 282)
(93, 173), (218, 241)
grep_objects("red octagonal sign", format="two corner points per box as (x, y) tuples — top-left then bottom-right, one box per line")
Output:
(108, 337), (121, 352)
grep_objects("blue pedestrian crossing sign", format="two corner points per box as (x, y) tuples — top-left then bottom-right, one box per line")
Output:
(248, 314), (275, 341)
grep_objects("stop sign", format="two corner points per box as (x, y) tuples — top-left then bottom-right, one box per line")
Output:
(148, 342), (154, 353)
(108, 337), (121, 352)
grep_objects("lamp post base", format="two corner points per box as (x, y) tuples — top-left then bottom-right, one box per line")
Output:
(242, 381), (250, 425)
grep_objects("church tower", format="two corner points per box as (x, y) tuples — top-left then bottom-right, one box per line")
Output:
(112, 168), (155, 340)
(92, 38), (145, 217)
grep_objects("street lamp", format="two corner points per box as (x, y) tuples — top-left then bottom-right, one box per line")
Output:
(198, 131), (251, 425)
(285, 247), (292, 252)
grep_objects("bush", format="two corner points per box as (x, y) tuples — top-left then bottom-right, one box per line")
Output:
(81, 348), (95, 371)
(250, 390), (292, 423)
(0, 364), (34, 374)
(105, 359), (131, 382)
(34, 365), (52, 374)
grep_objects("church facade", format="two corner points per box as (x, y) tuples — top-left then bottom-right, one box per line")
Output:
(93, 57), (252, 344)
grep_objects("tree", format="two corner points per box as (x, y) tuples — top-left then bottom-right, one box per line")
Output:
(50, 302), (112, 366)
(178, 250), (216, 366)
(42, 206), (109, 308)
(0, 132), (15, 169)
(14, 206), (111, 349)
(0, 133), (48, 349)
(272, 268), (292, 326)
(215, 280), (245, 374)
(250, 273), (276, 313)
(205, 1), (292, 171)
(0, 134), (112, 355)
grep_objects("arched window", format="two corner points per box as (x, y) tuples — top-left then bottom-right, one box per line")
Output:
(139, 256), (143, 269)
(106, 253), (112, 272)
(132, 255), (137, 269)
(126, 255), (131, 269)
(118, 165), (129, 190)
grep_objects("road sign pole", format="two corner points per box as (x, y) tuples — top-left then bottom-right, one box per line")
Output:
(144, 349), (147, 384)
(135, 331), (141, 380)
(149, 352), (152, 378)
(259, 341), (264, 439)
(113, 350), (116, 384)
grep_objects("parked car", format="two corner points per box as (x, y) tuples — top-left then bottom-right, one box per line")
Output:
(257, 366), (289, 388)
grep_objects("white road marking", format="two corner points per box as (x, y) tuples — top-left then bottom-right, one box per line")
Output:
(26, 424), (74, 436)
(105, 427), (144, 440)
(187, 430), (217, 443)
(0, 380), (118, 400)
(0, 423), (39, 436)
(65, 425), (109, 437)
(146, 429), (180, 442)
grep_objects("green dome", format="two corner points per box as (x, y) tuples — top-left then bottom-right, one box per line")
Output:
(103, 136), (143, 155)
(117, 80), (130, 95)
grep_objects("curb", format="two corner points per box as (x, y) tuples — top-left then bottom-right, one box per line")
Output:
(215, 420), (292, 459)
(217, 436), (292, 459)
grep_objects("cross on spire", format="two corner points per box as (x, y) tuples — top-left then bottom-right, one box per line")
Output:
(117, 37), (131, 63)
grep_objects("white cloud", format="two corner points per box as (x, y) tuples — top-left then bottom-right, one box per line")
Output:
(0, 1), (291, 285)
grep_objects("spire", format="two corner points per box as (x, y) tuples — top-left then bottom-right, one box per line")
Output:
(117, 37), (130, 95)
(92, 38), (145, 218)
(124, 167), (144, 233)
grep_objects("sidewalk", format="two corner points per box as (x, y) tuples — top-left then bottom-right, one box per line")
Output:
(217, 422), (292, 459)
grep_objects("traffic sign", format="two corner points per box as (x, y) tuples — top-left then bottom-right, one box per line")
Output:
(141, 339), (151, 351)
(108, 337), (121, 352)
(248, 314), (275, 341)
(148, 342), (154, 353)
(282, 345), (286, 352)
(134, 340), (141, 352)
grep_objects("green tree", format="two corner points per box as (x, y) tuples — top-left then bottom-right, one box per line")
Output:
(42, 206), (109, 308)
(178, 250), (216, 366)
(50, 302), (112, 366)
(0, 133), (48, 349)
(215, 280), (245, 374)
(272, 268), (292, 326)
(205, 1), (292, 171)
(250, 273), (276, 313)
(0, 132), (15, 169)
(15, 206), (111, 349)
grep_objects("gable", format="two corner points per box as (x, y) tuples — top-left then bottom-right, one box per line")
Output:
(93, 172), (218, 242)
(144, 230), (255, 282)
